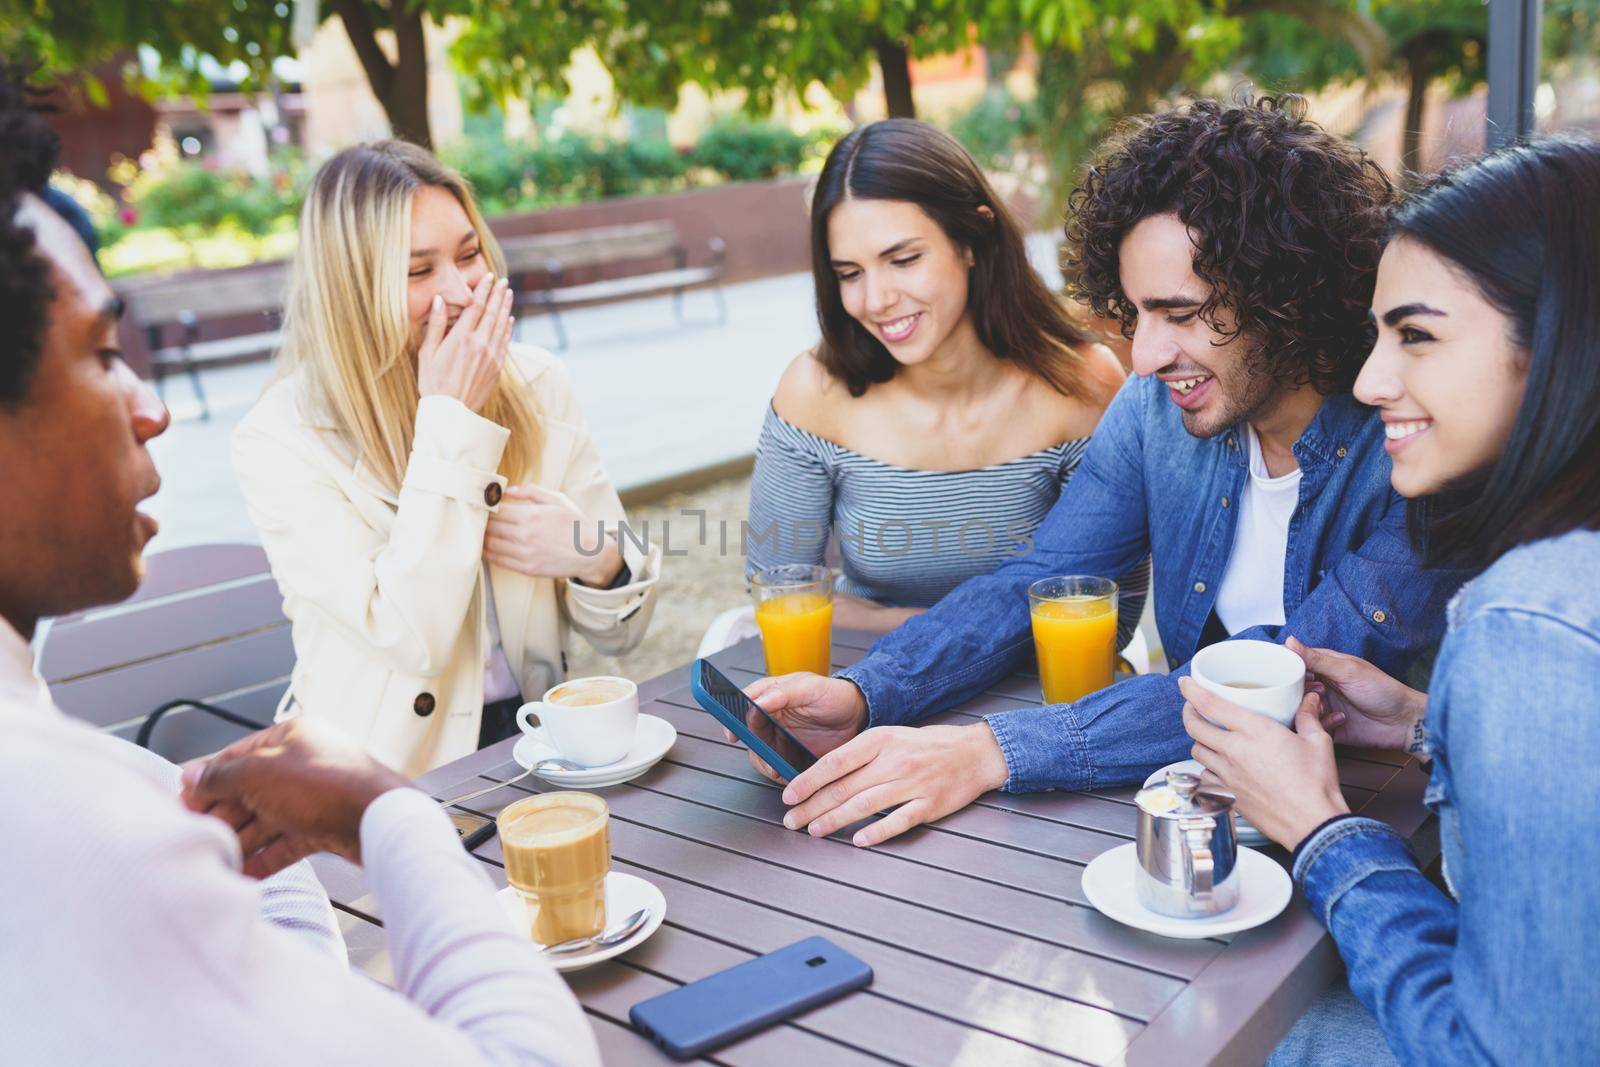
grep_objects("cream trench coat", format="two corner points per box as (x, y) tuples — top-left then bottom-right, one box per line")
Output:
(232, 344), (661, 776)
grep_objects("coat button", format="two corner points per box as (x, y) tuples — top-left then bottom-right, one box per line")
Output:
(1371, 609), (1388, 624)
(1227, 435), (1238, 449)
(413, 692), (436, 716)
(1194, 581), (1207, 593)
(1221, 495), (1230, 508)
(484, 483), (503, 507)
(1336, 446), (1348, 459)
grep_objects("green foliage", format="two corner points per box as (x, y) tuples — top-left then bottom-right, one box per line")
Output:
(689, 119), (812, 182)
(444, 138), (539, 214)
(947, 89), (1040, 171)
(1238, 0), (1484, 96)
(0, 0), (296, 101)
(461, 120), (833, 212)
(131, 163), (246, 236)
(591, 138), (688, 196)
(443, 134), (690, 212)
(33, 0), (1600, 257)
(453, 1), (983, 118)
(124, 155), (303, 248)
(443, 119), (824, 215)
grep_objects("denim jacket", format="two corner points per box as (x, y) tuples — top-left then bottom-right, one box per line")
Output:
(837, 373), (1466, 790)
(1294, 529), (1600, 1064)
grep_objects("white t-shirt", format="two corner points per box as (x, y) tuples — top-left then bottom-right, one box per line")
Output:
(1214, 423), (1302, 634)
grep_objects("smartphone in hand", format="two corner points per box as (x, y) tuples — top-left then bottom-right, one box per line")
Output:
(689, 658), (820, 782)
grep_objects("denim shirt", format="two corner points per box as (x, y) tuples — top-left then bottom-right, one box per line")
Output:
(1294, 529), (1600, 1064)
(837, 373), (1466, 790)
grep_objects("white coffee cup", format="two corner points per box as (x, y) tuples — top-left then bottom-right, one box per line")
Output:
(516, 675), (639, 767)
(1190, 640), (1306, 727)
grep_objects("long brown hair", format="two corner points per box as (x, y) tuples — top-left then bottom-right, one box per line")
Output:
(810, 119), (1095, 398)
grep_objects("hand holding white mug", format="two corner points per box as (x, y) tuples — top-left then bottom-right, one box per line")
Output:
(416, 273), (513, 414)
(1181, 676), (1348, 850)
(1189, 639), (1305, 726)
(1286, 636), (1428, 751)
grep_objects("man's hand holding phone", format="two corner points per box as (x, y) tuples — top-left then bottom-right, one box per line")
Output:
(730, 673), (868, 781)
(728, 669), (1011, 848)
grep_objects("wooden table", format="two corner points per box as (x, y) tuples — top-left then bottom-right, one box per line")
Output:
(314, 630), (1433, 1066)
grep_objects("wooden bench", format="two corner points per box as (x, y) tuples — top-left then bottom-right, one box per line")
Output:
(121, 265), (289, 420)
(36, 543), (291, 764)
(499, 221), (726, 350)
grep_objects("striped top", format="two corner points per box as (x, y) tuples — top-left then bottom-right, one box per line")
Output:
(747, 406), (1150, 645)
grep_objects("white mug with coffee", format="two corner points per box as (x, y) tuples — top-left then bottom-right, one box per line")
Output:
(1189, 639), (1306, 726)
(517, 676), (639, 767)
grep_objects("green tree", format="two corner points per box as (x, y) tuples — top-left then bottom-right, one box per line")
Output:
(2, 0), (452, 147)
(461, 0), (1388, 215)
(452, 0), (986, 121)
(0, 0), (291, 106)
(1242, 1), (1600, 180)
(3, 0), (990, 145)
(1004, 0), (1385, 212)
(1240, 0), (1484, 180)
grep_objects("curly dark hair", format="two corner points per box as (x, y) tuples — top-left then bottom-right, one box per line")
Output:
(1062, 94), (1396, 395)
(0, 58), (60, 406)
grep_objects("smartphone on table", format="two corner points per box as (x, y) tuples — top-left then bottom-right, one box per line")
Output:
(630, 936), (872, 1059)
(689, 658), (820, 782)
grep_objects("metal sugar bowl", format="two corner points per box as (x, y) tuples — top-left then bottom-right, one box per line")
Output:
(1134, 770), (1240, 918)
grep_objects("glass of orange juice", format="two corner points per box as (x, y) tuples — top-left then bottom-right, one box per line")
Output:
(750, 565), (833, 676)
(1028, 576), (1119, 704)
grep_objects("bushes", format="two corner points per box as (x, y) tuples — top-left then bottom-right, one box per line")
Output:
(948, 89), (1041, 172)
(131, 164), (246, 237)
(128, 156), (305, 240)
(121, 123), (817, 239)
(445, 120), (820, 214)
(98, 119), (822, 274)
(689, 119), (812, 181)
(444, 133), (692, 211)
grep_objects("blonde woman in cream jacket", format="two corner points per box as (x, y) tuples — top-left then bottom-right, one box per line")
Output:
(233, 142), (660, 776)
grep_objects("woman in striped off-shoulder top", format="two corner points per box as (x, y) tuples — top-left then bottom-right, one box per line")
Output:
(746, 119), (1149, 643)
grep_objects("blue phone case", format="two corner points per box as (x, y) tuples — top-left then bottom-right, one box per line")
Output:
(688, 658), (814, 782)
(629, 936), (873, 1059)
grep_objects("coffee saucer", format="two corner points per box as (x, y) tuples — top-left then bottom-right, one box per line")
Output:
(1145, 760), (1270, 847)
(1082, 843), (1293, 940)
(513, 713), (676, 788)
(496, 871), (666, 972)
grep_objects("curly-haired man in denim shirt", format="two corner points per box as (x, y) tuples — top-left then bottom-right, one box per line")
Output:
(742, 95), (1469, 847)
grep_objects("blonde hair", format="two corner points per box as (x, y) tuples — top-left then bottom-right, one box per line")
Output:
(276, 140), (539, 490)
